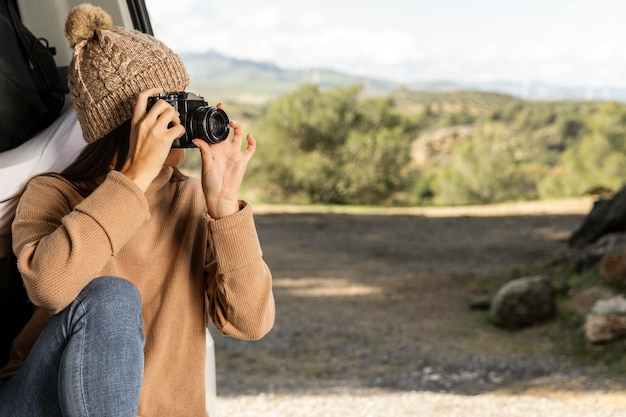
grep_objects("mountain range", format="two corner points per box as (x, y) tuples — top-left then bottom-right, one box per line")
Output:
(181, 50), (626, 103)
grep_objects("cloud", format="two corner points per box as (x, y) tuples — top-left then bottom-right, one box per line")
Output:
(146, 0), (626, 88)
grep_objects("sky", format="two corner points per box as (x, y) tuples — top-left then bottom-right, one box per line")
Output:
(144, 0), (626, 89)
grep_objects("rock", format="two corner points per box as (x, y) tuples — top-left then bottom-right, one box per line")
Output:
(563, 286), (616, 316)
(584, 295), (626, 344)
(570, 187), (626, 249)
(600, 251), (626, 286)
(584, 315), (626, 344)
(469, 294), (491, 310)
(589, 295), (626, 316)
(490, 275), (555, 330)
(571, 232), (626, 272)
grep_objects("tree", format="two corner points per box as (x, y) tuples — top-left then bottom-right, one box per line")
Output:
(433, 122), (545, 205)
(539, 102), (626, 197)
(248, 84), (417, 204)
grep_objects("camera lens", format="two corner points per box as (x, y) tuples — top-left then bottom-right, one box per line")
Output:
(189, 106), (230, 144)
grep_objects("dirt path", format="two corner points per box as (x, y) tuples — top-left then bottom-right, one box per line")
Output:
(209, 198), (626, 413)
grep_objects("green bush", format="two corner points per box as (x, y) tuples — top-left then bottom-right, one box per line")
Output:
(248, 84), (418, 205)
(433, 122), (547, 205)
(539, 102), (626, 197)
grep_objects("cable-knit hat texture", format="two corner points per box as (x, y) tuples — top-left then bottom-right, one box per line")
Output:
(65, 4), (189, 143)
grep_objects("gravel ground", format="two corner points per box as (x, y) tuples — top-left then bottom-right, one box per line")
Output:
(216, 390), (626, 417)
(211, 202), (626, 416)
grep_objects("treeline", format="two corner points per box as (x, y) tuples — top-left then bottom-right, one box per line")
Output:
(183, 84), (626, 206)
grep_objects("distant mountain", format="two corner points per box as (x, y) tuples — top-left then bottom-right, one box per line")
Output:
(456, 80), (626, 102)
(181, 51), (399, 103)
(181, 50), (626, 103)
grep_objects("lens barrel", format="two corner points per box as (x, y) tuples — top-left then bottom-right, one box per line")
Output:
(189, 107), (230, 144)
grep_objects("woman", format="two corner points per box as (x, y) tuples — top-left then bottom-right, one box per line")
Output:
(0, 4), (274, 416)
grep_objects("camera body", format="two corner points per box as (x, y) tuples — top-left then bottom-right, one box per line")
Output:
(146, 91), (230, 148)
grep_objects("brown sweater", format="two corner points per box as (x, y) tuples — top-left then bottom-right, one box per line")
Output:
(0, 167), (275, 416)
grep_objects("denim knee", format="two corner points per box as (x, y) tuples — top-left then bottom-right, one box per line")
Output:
(0, 277), (144, 417)
(74, 276), (143, 337)
(79, 276), (141, 307)
(59, 277), (144, 416)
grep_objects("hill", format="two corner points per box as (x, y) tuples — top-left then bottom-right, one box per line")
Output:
(181, 51), (397, 103)
(181, 50), (626, 103)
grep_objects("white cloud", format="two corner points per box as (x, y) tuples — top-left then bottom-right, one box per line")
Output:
(247, 6), (282, 29)
(145, 0), (626, 88)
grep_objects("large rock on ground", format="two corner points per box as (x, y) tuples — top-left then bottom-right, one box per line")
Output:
(570, 186), (626, 248)
(490, 275), (555, 330)
(584, 295), (626, 344)
(600, 250), (626, 286)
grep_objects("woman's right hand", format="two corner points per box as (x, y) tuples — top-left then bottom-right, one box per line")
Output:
(120, 88), (186, 192)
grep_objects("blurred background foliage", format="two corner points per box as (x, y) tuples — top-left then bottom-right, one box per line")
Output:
(182, 84), (625, 206)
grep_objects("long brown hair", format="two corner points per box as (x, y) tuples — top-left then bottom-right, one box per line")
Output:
(61, 120), (186, 196)
(60, 120), (131, 196)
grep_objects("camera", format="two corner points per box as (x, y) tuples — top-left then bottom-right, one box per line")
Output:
(146, 92), (230, 148)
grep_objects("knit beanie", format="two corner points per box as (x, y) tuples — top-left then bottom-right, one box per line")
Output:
(65, 3), (190, 143)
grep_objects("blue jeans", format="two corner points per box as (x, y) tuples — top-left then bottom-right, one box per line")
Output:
(0, 276), (145, 416)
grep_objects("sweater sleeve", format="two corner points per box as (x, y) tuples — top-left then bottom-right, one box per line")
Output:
(12, 171), (151, 313)
(205, 201), (275, 340)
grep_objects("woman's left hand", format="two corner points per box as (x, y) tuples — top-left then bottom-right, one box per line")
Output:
(193, 104), (256, 219)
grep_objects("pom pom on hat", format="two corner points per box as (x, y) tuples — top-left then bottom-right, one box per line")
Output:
(65, 3), (190, 143)
(65, 4), (113, 48)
